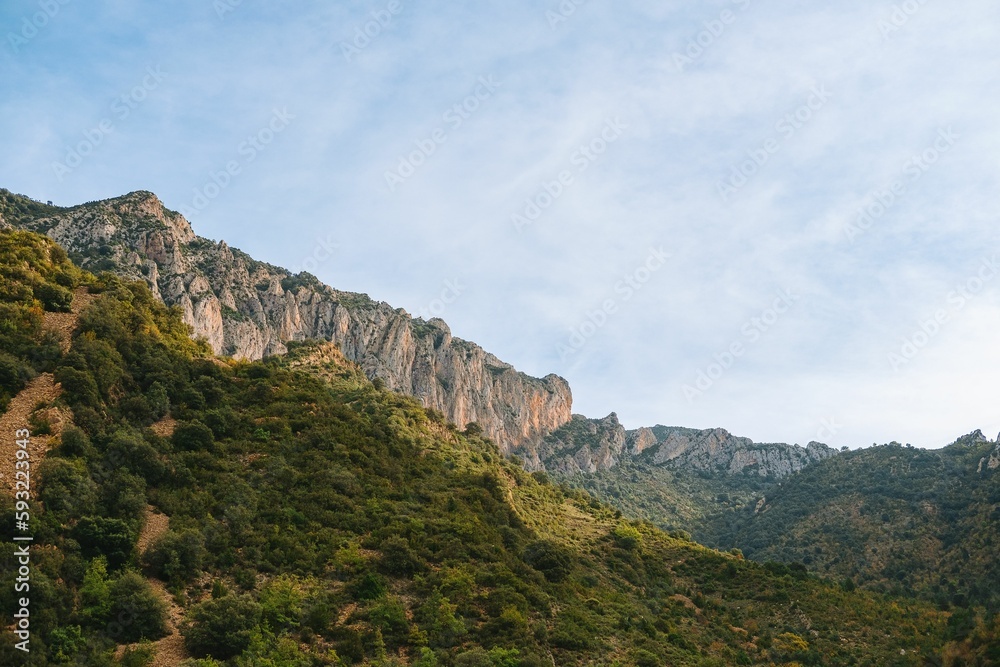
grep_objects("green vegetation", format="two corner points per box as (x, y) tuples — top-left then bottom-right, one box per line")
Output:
(0, 229), (961, 664)
(709, 439), (1000, 610)
(562, 457), (768, 539)
(0, 230), (87, 410)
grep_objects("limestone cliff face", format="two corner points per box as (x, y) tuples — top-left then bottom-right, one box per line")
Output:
(625, 425), (837, 477)
(535, 417), (836, 477)
(4, 190), (572, 453)
(528, 413), (627, 473)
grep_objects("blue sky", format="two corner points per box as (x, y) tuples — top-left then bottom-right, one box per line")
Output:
(2, 0), (999, 449)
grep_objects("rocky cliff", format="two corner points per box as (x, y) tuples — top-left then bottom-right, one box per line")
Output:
(532, 411), (837, 477)
(626, 425), (837, 477)
(0, 189), (572, 453)
(528, 413), (628, 473)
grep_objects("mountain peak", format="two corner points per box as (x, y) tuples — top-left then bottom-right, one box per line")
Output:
(953, 429), (991, 447)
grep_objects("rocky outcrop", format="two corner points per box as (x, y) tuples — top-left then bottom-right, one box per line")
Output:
(977, 442), (1000, 474)
(529, 417), (836, 477)
(528, 413), (627, 473)
(625, 425), (837, 478)
(2, 190), (572, 453)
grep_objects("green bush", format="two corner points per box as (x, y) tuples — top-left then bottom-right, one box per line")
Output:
(259, 575), (305, 631)
(379, 536), (423, 576)
(0, 350), (33, 395)
(34, 281), (73, 311)
(37, 458), (98, 521)
(522, 540), (573, 583)
(46, 624), (86, 662)
(612, 523), (643, 550)
(72, 516), (136, 569)
(108, 571), (169, 643)
(183, 595), (263, 660)
(144, 528), (206, 584)
(172, 420), (216, 452)
(348, 572), (388, 601)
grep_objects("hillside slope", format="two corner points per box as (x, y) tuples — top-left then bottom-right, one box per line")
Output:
(0, 228), (954, 665)
(710, 434), (1000, 612)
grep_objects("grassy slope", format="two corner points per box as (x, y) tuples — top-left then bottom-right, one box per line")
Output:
(0, 229), (954, 666)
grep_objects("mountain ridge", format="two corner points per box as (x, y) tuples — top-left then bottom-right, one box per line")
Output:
(0, 188), (573, 457)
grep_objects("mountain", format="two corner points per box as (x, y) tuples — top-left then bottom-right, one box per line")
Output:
(2, 189), (845, 487)
(706, 432), (1000, 612)
(529, 412), (836, 476)
(624, 426), (837, 477)
(0, 227), (955, 665)
(548, 423), (838, 543)
(0, 189), (572, 458)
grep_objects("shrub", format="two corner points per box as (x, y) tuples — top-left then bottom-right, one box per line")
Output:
(259, 575), (305, 630)
(72, 516), (136, 569)
(379, 536), (423, 576)
(368, 596), (410, 646)
(522, 539), (573, 583)
(0, 351), (33, 395)
(108, 571), (169, 642)
(34, 282), (73, 311)
(455, 648), (492, 667)
(347, 572), (387, 601)
(46, 625), (86, 662)
(172, 420), (216, 452)
(106, 430), (166, 483)
(144, 529), (206, 584)
(79, 557), (112, 626)
(612, 523), (643, 550)
(37, 458), (98, 520)
(183, 595), (263, 660)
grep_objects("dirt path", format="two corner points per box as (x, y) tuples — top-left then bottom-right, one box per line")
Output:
(116, 506), (190, 665)
(4, 288), (190, 663)
(149, 415), (178, 438)
(0, 373), (61, 495)
(42, 286), (94, 352)
(0, 287), (93, 495)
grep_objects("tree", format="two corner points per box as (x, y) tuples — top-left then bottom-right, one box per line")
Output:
(72, 516), (136, 569)
(523, 539), (573, 583)
(108, 571), (168, 643)
(183, 595), (263, 660)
